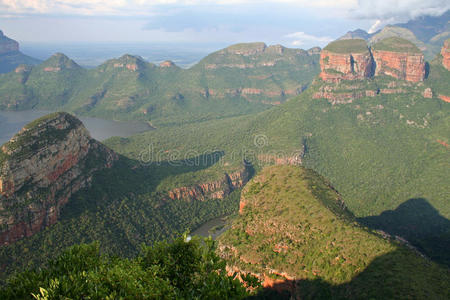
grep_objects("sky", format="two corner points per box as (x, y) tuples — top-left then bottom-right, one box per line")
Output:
(0, 0), (449, 49)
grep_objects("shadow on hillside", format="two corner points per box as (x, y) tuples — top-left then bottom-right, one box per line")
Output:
(358, 198), (450, 268)
(62, 151), (227, 219)
(251, 248), (443, 299)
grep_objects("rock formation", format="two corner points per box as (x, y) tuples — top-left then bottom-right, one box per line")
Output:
(319, 39), (373, 82)
(0, 112), (118, 245)
(0, 30), (19, 55)
(441, 39), (450, 71)
(372, 37), (425, 82)
(319, 37), (426, 83)
(165, 167), (249, 202)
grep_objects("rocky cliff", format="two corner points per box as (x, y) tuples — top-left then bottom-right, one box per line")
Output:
(372, 37), (425, 82)
(442, 39), (450, 71)
(319, 39), (373, 82)
(319, 37), (425, 84)
(0, 112), (118, 245)
(165, 167), (250, 202)
(0, 30), (19, 55)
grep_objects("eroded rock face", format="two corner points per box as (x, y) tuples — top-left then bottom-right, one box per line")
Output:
(372, 50), (425, 82)
(442, 40), (450, 71)
(0, 30), (19, 55)
(165, 167), (250, 202)
(319, 50), (373, 82)
(0, 112), (118, 245)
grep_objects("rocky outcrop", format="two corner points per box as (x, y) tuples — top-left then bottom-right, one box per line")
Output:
(442, 39), (450, 71)
(372, 50), (425, 82)
(159, 60), (176, 68)
(319, 40), (373, 82)
(165, 167), (250, 202)
(221, 42), (267, 56)
(0, 30), (19, 55)
(0, 112), (118, 245)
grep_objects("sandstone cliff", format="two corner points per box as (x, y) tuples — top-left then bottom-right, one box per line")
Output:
(372, 37), (425, 82)
(0, 112), (118, 245)
(0, 30), (19, 55)
(165, 167), (250, 202)
(319, 39), (373, 82)
(442, 39), (450, 71)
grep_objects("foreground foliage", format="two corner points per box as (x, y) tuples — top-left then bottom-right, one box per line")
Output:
(1, 235), (257, 299)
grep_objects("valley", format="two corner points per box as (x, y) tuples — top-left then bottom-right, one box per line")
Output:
(0, 10), (449, 299)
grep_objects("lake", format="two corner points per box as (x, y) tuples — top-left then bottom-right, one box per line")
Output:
(0, 110), (153, 145)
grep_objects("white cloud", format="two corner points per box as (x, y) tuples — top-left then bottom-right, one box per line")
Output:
(0, 0), (357, 16)
(284, 31), (333, 47)
(352, 0), (450, 22)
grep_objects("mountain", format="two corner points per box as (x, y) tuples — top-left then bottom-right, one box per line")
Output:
(218, 165), (450, 298)
(104, 40), (450, 267)
(0, 112), (117, 245)
(0, 42), (320, 127)
(0, 30), (40, 73)
(338, 10), (450, 60)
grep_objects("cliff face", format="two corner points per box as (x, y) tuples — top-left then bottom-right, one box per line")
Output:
(319, 37), (426, 83)
(442, 39), (450, 71)
(0, 30), (19, 55)
(372, 50), (425, 82)
(166, 167), (249, 202)
(319, 50), (373, 82)
(0, 112), (118, 245)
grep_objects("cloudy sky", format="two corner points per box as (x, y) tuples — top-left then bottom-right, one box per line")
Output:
(0, 0), (448, 49)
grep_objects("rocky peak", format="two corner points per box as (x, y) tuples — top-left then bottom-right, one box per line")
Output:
(307, 47), (321, 55)
(338, 29), (371, 41)
(159, 60), (176, 68)
(266, 44), (285, 54)
(41, 53), (81, 72)
(103, 54), (147, 72)
(319, 39), (373, 82)
(0, 29), (19, 55)
(372, 37), (425, 82)
(0, 112), (118, 245)
(441, 39), (450, 71)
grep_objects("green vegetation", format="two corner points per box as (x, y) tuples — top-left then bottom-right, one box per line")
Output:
(323, 39), (368, 53)
(372, 37), (421, 53)
(219, 166), (450, 299)
(1, 234), (258, 299)
(104, 72), (450, 266)
(0, 156), (245, 280)
(0, 43), (320, 127)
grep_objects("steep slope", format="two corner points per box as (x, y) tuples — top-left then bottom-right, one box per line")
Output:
(0, 112), (117, 245)
(372, 37), (425, 82)
(0, 30), (40, 74)
(218, 166), (450, 299)
(0, 42), (320, 126)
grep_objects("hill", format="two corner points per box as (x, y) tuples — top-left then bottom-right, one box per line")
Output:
(218, 165), (450, 298)
(0, 42), (320, 127)
(0, 30), (40, 73)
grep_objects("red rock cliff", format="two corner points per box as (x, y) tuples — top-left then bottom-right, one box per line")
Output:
(0, 113), (118, 245)
(372, 50), (425, 82)
(441, 39), (450, 71)
(320, 50), (373, 82)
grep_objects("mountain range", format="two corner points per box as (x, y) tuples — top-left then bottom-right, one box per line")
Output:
(0, 13), (449, 299)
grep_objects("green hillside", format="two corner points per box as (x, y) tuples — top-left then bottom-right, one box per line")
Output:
(323, 39), (368, 53)
(104, 66), (450, 266)
(219, 165), (450, 299)
(0, 43), (320, 127)
(372, 37), (421, 53)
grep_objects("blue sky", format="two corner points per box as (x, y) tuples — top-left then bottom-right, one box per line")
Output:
(0, 1), (448, 49)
